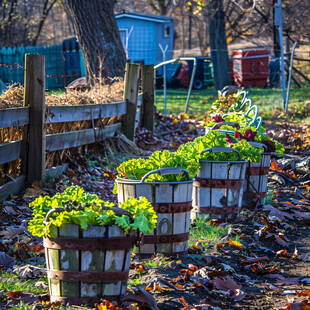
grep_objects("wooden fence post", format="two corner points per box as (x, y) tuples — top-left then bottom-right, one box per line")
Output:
(123, 61), (140, 141)
(23, 54), (46, 183)
(141, 65), (154, 132)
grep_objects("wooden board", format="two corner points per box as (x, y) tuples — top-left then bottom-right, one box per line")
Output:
(58, 224), (79, 298)
(24, 54), (46, 183)
(122, 184), (136, 202)
(172, 183), (189, 253)
(0, 175), (25, 202)
(45, 164), (68, 179)
(141, 65), (154, 132)
(135, 184), (153, 202)
(81, 225), (105, 298)
(0, 140), (22, 165)
(155, 184), (173, 253)
(46, 123), (121, 151)
(103, 225), (125, 296)
(46, 102), (126, 124)
(227, 163), (244, 220)
(46, 225), (60, 297)
(0, 107), (29, 128)
(211, 163), (228, 219)
(193, 163), (211, 210)
(260, 154), (271, 205)
(134, 94), (143, 136)
(123, 62), (140, 141)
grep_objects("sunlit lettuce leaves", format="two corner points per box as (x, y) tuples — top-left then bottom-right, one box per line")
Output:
(28, 186), (157, 237)
(116, 150), (200, 182)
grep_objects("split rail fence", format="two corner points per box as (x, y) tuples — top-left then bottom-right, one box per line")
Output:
(0, 55), (154, 201)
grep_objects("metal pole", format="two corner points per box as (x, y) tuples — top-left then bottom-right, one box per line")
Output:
(154, 57), (197, 115)
(159, 44), (168, 115)
(275, 0), (286, 108)
(285, 42), (298, 113)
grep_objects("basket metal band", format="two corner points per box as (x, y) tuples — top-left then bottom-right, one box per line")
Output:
(43, 236), (135, 251)
(192, 206), (241, 215)
(243, 192), (267, 199)
(194, 178), (243, 189)
(246, 167), (269, 176)
(47, 270), (128, 282)
(152, 202), (192, 213)
(142, 232), (189, 244)
(50, 296), (122, 305)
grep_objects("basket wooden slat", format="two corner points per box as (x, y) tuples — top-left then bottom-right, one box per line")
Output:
(45, 224), (133, 305)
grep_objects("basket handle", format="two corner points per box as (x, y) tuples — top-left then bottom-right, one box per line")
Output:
(141, 167), (190, 183)
(236, 93), (251, 111)
(200, 146), (241, 161)
(245, 105), (258, 124)
(43, 205), (133, 226)
(248, 141), (267, 150)
(254, 116), (263, 131)
(211, 121), (240, 130)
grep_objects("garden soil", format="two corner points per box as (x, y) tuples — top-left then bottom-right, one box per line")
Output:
(1, 119), (310, 309)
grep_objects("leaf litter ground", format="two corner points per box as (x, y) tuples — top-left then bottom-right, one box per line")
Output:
(1, 115), (310, 309)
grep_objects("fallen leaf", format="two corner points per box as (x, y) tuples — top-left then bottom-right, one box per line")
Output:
(228, 240), (243, 250)
(123, 287), (158, 309)
(13, 264), (46, 279)
(276, 276), (300, 286)
(275, 234), (290, 247)
(296, 290), (310, 298)
(0, 251), (15, 271)
(241, 256), (269, 267)
(7, 291), (48, 306)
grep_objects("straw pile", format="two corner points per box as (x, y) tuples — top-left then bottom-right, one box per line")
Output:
(0, 79), (125, 182)
(0, 78), (124, 108)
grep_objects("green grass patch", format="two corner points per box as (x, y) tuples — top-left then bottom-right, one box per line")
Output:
(155, 86), (310, 117)
(8, 303), (77, 310)
(189, 218), (233, 246)
(0, 272), (48, 297)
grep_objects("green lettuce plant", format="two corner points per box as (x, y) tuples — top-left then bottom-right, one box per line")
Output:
(234, 127), (285, 156)
(28, 186), (157, 237)
(205, 112), (256, 128)
(177, 130), (262, 163)
(116, 150), (200, 182)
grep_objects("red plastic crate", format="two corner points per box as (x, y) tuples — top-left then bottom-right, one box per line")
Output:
(232, 49), (269, 87)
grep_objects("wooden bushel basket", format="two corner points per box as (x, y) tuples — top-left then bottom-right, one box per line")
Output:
(116, 167), (193, 256)
(192, 147), (247, 221)
(43, 207), (137, 306)
(242, 142), (272, 208)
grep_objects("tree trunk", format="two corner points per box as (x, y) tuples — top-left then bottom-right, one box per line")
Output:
(62, 0), (126, 85)
(209, 0), (231, 90)
(188, 5), (192, 49)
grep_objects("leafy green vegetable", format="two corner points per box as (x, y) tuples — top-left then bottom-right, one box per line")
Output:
(28, 186), (157, 237)
(237, 127), (285, 156)
(116, 150), (200, 183)
(209, 91), (244, 114)
(178, 130), (261, 163)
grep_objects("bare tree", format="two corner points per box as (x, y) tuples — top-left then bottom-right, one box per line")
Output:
(62, 0), (126, 85)
(146, 0), (173, 15)
(31, 0), (57, 45)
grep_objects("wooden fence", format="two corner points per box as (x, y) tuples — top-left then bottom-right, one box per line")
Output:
(0, 55), (154, 201)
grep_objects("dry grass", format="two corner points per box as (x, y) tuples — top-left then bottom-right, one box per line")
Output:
(0, 78), (124, 109)
(0, 79), (125, 183)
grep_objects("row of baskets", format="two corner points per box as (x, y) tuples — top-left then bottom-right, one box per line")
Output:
(39, 90), (278, 305)
(116, 143), (271, 256)
(43, 144), (271, 306)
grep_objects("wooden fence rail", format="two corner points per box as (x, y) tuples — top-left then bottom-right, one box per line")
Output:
(0, 55), (154, 201)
